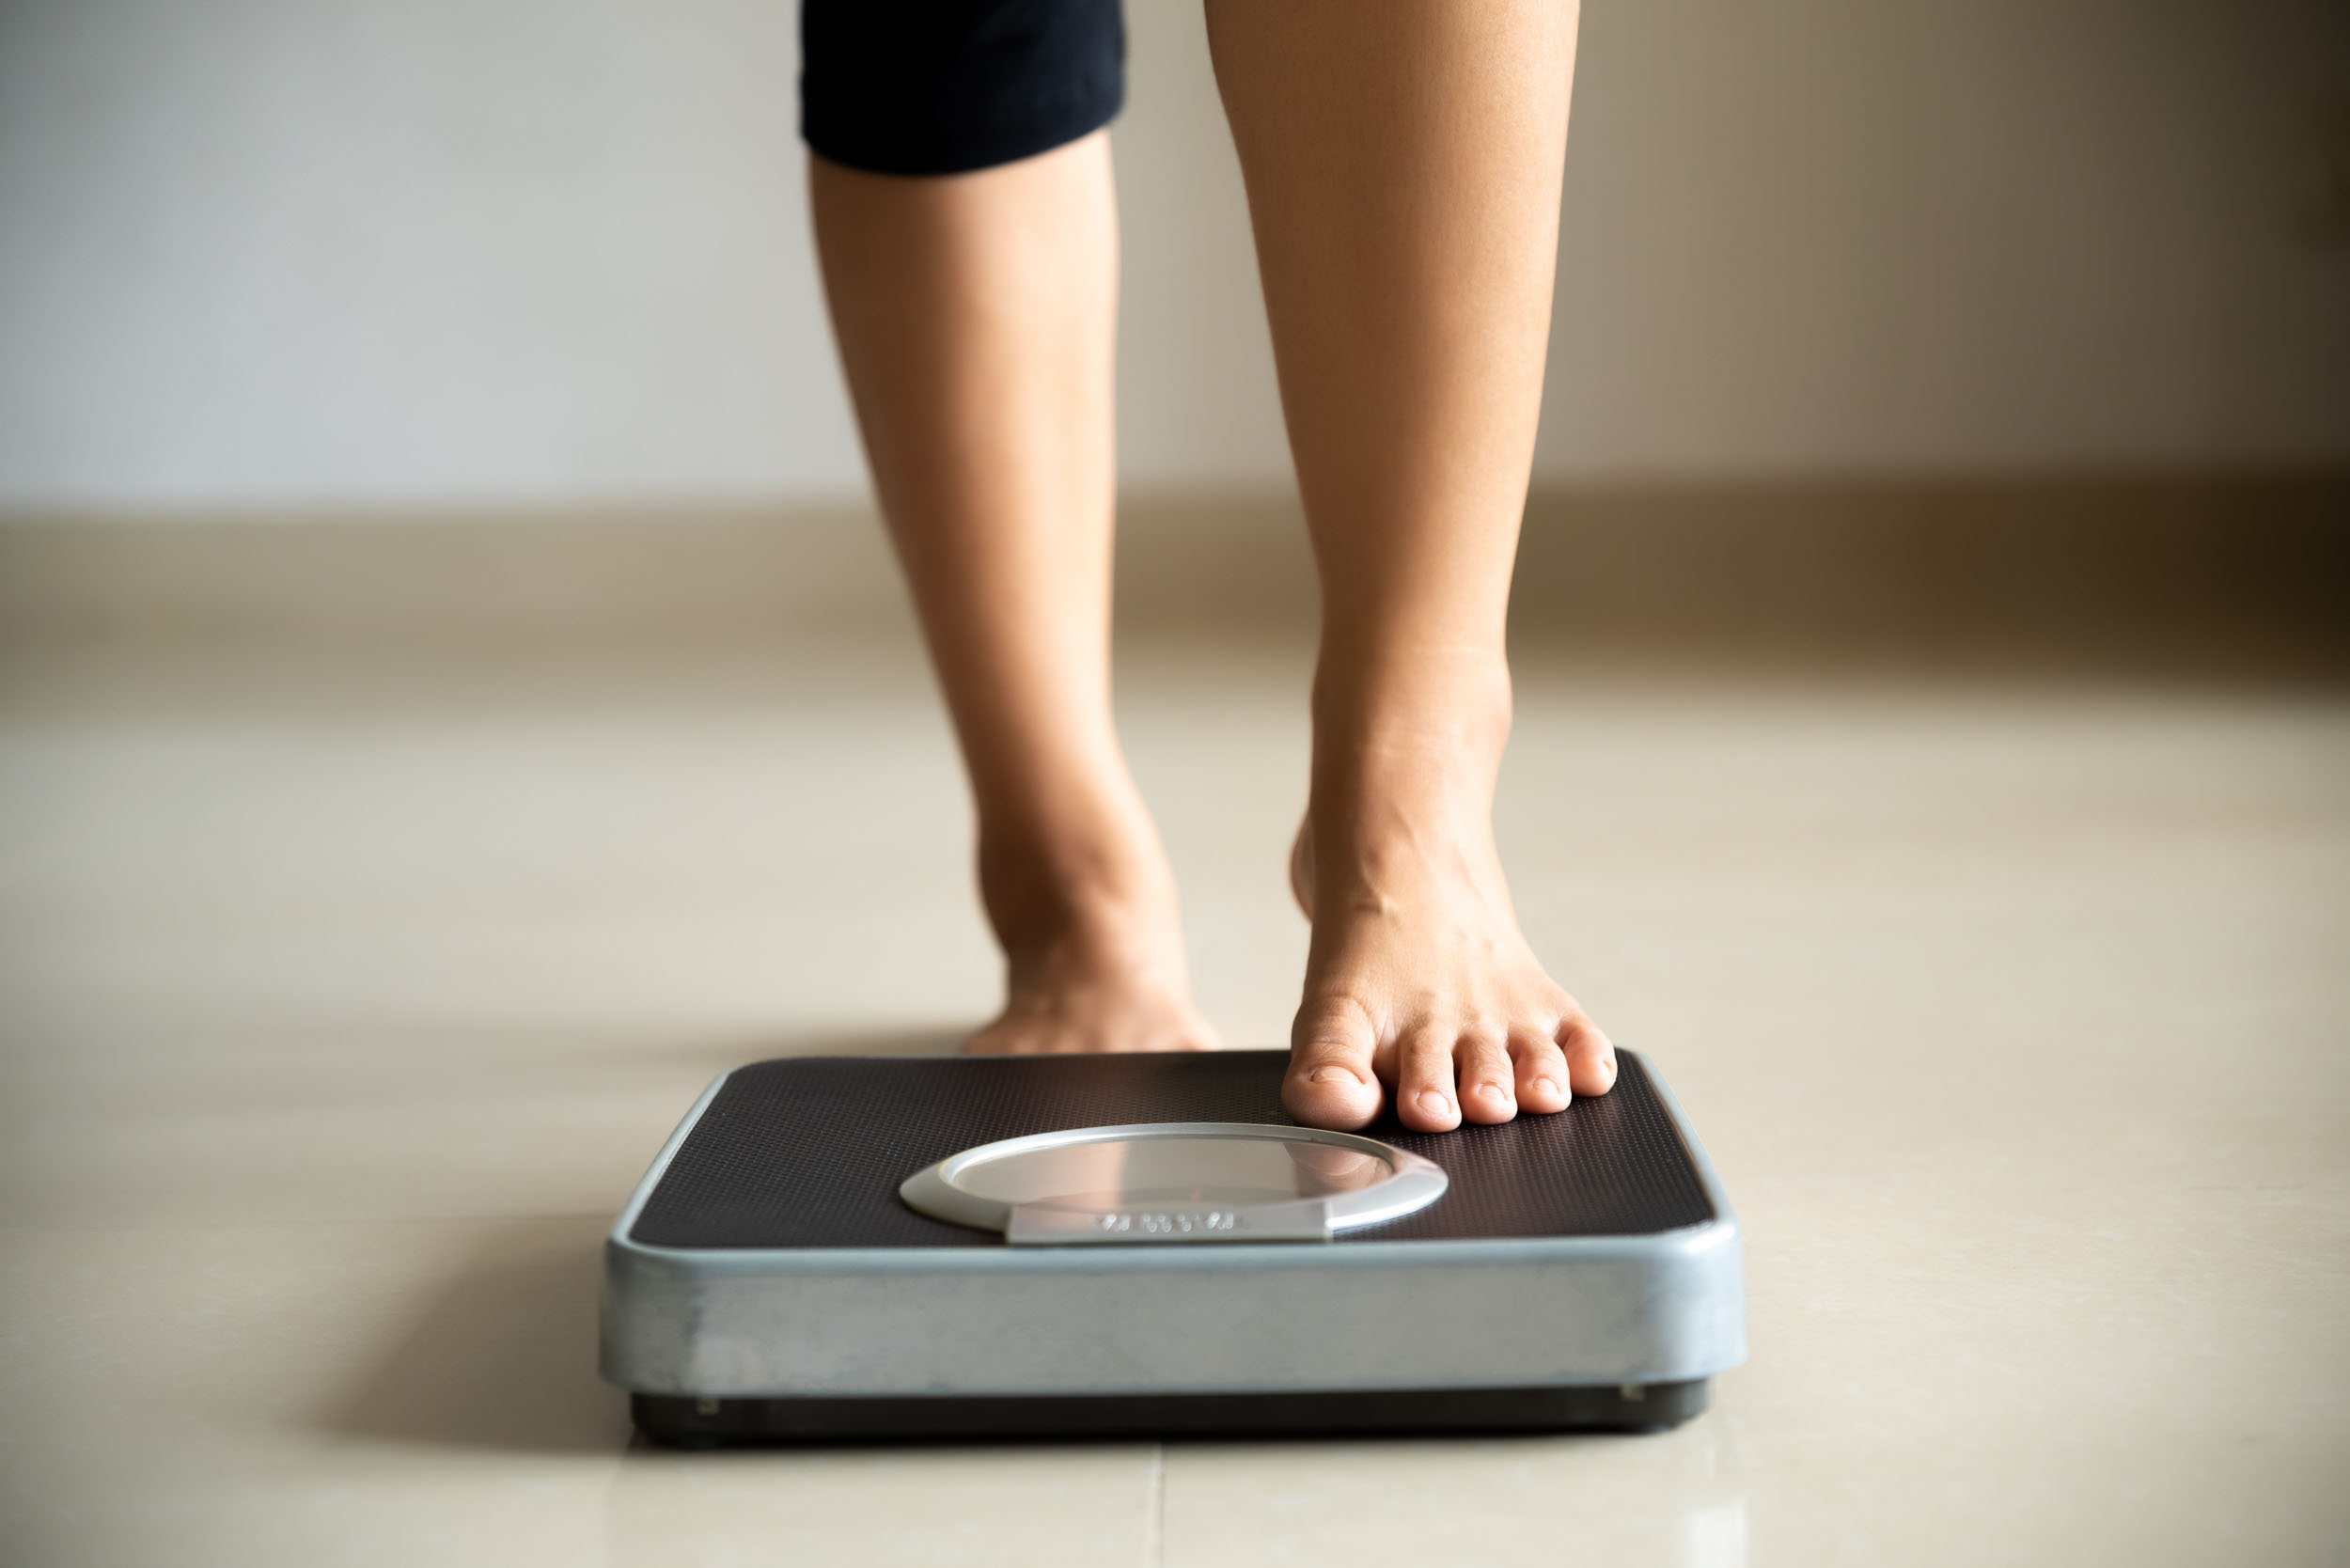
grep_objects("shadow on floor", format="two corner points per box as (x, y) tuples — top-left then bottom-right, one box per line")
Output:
(323, 1213), (629, 1455)
(321, 1027), (966, 1455)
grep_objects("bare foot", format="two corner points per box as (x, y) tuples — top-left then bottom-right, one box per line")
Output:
(965, 892), (1220, 1055)
(1282, 684), (1614, 1132)
(964, 794), (1220, 1055)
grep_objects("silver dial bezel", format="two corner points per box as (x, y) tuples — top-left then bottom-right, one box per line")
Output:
(899, 1121), (1449, 1244)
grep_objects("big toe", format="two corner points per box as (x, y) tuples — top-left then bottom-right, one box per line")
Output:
(1283, 1009), (1383, 1131)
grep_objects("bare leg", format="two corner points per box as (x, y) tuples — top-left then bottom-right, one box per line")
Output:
(810, 134), (1214, 1055)
(1207, 1), (1615, 1129)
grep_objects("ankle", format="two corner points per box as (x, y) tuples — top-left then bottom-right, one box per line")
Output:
(1298, 649), (1513, 907)
(1311, 645), (1510, 806)
(976, 803), (1180, 962)
(1308, 639), (1512, 763)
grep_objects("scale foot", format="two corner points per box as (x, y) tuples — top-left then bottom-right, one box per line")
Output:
(632, 1380), (1709, 1446)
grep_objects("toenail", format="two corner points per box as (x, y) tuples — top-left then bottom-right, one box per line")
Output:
(1418, 1090), (1451, 1116)
(1479, 1081), (1511, 1103)
(1308, 1065), (1364, 1087)
(1534, 1076), (1561, 1098)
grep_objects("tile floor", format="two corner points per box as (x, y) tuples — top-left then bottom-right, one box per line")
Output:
(0, 636), (2343, 1565)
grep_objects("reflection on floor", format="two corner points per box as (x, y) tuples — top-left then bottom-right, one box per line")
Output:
(0, 635), (2344, 1566)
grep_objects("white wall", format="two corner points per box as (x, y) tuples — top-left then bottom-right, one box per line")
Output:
(0, 0), (2343, 509)
(0, 0), (860, 505)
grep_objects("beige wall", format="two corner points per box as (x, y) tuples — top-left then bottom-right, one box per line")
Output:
(1, 0), (2343, 509)
(1541, 0), (2350, 476)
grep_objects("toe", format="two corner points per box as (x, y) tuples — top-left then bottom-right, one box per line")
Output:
(1559, 1011), (1618, 1097)
(1394, 1024), (1464, 1132)
(1285, 998), (1384, 1130)
(1455, 1029), (1517, 1124)
(1509, 1027), (1573, 1113)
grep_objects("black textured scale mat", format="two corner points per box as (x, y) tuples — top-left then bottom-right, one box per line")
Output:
(629, 1048), (1714, 1249)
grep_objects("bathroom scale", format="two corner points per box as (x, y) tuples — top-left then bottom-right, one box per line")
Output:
(601, 1049), (1744, 1445)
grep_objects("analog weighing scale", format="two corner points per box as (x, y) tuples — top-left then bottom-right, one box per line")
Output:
(600, 1049), (1744, 1444)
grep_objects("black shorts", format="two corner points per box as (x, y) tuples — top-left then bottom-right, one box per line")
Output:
(801, 0), (1126, 178)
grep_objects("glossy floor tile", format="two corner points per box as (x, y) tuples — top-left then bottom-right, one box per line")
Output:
(0, 639), (2344, 1565)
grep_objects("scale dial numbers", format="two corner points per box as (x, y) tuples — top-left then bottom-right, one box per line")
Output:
(1093, 1210), (1240, 1235)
